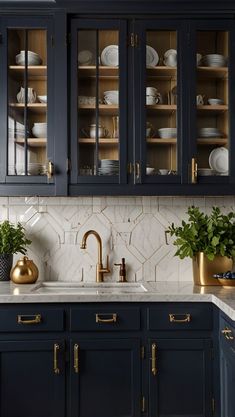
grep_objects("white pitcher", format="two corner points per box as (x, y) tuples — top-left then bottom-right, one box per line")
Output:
(17, 87), (36, 104)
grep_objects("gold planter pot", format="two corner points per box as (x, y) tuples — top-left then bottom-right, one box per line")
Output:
(192, 252), (233, 286)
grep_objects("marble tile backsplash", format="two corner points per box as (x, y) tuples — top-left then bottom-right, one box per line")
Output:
(1, 196), (235, 283)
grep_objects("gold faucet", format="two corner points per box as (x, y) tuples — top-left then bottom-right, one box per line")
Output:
(80, 230), (110, 283)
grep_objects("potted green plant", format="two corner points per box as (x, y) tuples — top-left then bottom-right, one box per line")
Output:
(166, 206), (235, 285)
(0, 220), (31, 281)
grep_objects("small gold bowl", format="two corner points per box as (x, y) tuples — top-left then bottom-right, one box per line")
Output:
(217, 278), (235, 287)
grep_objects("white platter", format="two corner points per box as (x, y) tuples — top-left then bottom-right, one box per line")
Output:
(209, 147), (229, 173)
(146, 45), (159, 67)
(101, 45), (119, 66)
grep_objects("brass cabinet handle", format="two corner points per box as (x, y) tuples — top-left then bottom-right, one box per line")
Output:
(191, 157), (198, 184)
(222, 327), (234, 340)
(47, 160), (54, 179)
(17, 314), (41, 325)
(151, 343), (157, 376)
(53, 343), (60, 375)
(95, 313), (117, 323)
(74, 344), (79, 374)
(169, 313), (191, 323)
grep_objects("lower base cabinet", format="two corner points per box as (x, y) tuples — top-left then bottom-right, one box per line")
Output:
(149, 339), (213, 417)
(220, 315), (235, 417)
(70, 339), (141, 417)
(0, 340), (65, 417)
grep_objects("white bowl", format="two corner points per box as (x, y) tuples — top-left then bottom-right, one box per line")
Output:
(38, 95), (47, 103)
(32, 124), (47, 138)
(198, 168), (215, 176)
(158, 128), (177, 139)
(208, 98), (223, 105)
(158, 169), (169, 175)
(146, 167), (155, 175)
(16, 54), (42, 66)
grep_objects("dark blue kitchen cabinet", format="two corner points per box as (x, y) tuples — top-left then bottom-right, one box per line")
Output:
(149, 339), (213, 417)
(0, 339), (65, 417)
(69, 338), (141, 417)
(220, 315), (235, 417)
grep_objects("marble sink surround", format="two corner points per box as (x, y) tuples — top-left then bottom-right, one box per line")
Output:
(0, 195), (235, 284)
(0, 281), (235, 322)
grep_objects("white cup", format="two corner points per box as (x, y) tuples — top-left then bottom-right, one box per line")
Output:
(146, 95), (157, 105)
(159, 169), (169, 175)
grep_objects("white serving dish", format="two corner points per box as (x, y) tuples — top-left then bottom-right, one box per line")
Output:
(101, 45), (119, 66)
(146, 45), (159, 67)
(208, 98), (223, 105)
(209, 147), (229, 173)
(37, 95), (47, 103)
(158, 127), (177, 139)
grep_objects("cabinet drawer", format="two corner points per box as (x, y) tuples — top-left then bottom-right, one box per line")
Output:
(70, 307), (140, 331)
(0, 309), (64, 332)
(148, 303), (212, 331)
(220, 315), (235, 348)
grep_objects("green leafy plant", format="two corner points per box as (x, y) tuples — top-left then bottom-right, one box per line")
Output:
(0, 220), (31, 255)
(167, 206), (235, 261)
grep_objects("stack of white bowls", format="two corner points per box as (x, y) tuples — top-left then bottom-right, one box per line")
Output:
(146, 87), (162, 105)
(32, 122), (47, 138)
(15, 162), (41, 176)
(103, 91), (119, 105)
(158, 127), (177, 139)
(16, 50), (42, 66)
(201, 54), (226, 67)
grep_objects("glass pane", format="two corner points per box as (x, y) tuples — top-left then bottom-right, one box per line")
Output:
(146, 30), (178, 177)
(8, 29), (48, 176)
(77, 29), (119, 177)
(196, 31), (229, 177)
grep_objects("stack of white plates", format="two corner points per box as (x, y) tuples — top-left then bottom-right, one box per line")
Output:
(16, 50), (42, 66)
(9, 125), (27, 139)
(198, 127), (222, 138)
(98, 159), (119, 176)
(158, 127), (177, 139)
(101, 45), (119, 66)
(209, 147), (228, 174)
(146, 45), (159, 67)
(201, 54), (227, 67)
(103, 90), (119, 105)
(15, 162), (42, 175)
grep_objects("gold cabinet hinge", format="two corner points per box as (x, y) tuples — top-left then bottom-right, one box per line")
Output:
(130, 33), (138, 48)
(141, 346), (145, 359)
(66, 158), (71, 173)
(212, 398), (215, 415)
(127, 162), (133, 174)
(141, 396), (146, 413)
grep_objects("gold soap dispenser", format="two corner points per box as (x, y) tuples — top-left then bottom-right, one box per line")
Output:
(10, 256), (39, 284)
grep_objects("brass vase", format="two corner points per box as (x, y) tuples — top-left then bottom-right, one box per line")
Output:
(10, 256), (39, 284)
(192, 252), (233, 286)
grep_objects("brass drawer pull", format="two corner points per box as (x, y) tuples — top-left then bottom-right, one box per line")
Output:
(17, 314), (41, 325)
(151, 343), (157, 376)
(169, 313), (191, 323)
(74, 344), (79, 374)
(222, 327), (234, 340)
(95, 313), (117, 323)
(53, 343), (60, 375)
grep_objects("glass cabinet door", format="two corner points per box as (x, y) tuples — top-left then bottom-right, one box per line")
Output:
(6, 19), (53, 183)
(134, 21), (186, 185)
(70, 20), (127, 185)
(190, 23), (235, 184)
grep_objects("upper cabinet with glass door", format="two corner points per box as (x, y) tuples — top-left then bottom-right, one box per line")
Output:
(6, 18), (54, 184)
(191, 24), (233, 184)
(134, 21), (185, 185)
(70, 20), (127, 187)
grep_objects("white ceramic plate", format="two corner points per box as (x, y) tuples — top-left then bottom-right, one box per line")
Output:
(146, 45), (159, 67)
(209, 147), (229, 173)
(78, 50), (93, 65)
(101, 45), (119, 66)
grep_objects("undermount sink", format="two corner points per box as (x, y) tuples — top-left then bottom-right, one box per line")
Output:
(32, 282), (148, 294)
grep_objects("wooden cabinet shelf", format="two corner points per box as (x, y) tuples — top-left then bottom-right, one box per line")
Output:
(146, 104), (176, 113)
(9, 65), (47, 80)
(79, 138), (118, 144)
(10, 103), (47, 114)
(197, 66), (228, 79)
(147, 138), (177, 144)
(197, 138), (228, 145)
(15, 138), (47, 147)
(197, 105), (228, 114)
(78, 66), (118, 78)
(146, 66), (177, 79)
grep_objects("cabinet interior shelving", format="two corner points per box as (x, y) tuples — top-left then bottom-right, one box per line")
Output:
(8, 28), (48, 176)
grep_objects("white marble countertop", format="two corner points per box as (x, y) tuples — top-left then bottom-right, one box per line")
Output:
(0, 281), (235, 321)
